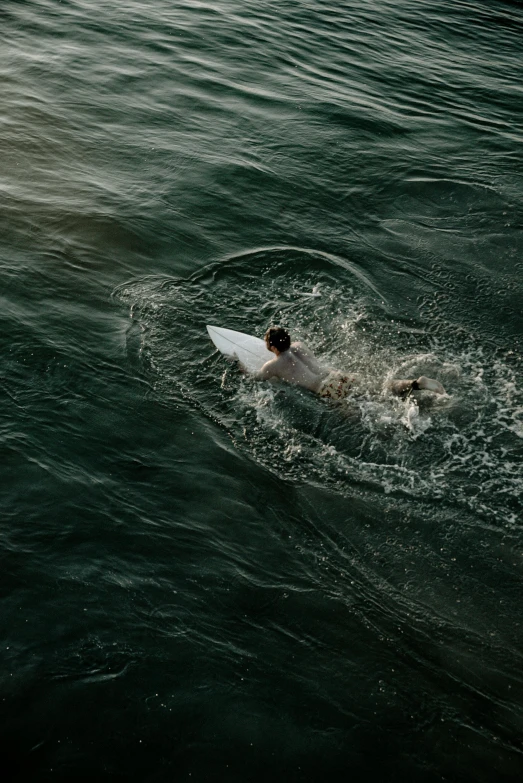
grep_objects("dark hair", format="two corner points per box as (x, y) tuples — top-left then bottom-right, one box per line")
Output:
(265, 326), (291, 353)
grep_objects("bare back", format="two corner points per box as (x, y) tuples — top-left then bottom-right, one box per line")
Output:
(255, 342), (326, 392)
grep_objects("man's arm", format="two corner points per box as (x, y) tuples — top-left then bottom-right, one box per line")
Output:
(253, 357), (279, 381)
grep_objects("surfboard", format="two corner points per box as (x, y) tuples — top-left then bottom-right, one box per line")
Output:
(206, 325), (272, 373)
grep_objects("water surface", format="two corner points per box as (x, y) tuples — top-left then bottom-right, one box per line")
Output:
(1, 1), (523, 780)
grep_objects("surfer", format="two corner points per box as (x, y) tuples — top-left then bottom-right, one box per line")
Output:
(254, 326), (445, 400)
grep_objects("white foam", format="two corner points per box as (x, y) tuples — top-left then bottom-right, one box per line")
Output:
(114, 268), (523, 532)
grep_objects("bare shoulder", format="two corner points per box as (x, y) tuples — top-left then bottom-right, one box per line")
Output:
(256, 355), (280, 380)
(291, 342), (320, 365)
(291, 341), (310, 356)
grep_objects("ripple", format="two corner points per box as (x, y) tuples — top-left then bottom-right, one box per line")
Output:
(114, 245), (523, 533)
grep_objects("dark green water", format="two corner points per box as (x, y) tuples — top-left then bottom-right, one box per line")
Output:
(2, 1), (523, 780)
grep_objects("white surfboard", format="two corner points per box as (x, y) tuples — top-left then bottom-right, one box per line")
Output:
(206, 325), (272, 373)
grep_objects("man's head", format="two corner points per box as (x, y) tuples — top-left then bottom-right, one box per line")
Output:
(264, 326), (291, 354)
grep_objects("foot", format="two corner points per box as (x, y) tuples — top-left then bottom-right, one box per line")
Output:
(416, 376), (445, 394)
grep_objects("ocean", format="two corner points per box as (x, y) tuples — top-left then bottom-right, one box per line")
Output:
(1, 1), (522, 780)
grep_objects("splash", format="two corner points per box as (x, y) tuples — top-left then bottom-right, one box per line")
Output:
(113, 247), (523, 532)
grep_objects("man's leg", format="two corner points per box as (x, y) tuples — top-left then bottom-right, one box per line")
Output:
(388, 379), (420, 396)
(388, 376), (445, 396)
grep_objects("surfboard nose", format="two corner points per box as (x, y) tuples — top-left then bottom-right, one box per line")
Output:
(206, 325), (272, 373)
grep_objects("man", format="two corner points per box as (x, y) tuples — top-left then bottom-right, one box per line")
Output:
(254, 326), (445, 400)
